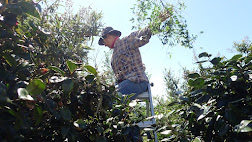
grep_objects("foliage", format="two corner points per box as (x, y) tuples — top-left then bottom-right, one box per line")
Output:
(159, 48), (252, 141)
(154, 39), (252, 141)
(131, 0), (196, 48)
(0, 0), (143, 141)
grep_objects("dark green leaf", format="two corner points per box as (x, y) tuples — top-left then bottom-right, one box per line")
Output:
(210, 57), (222, 65)
(33, 105), (43, 125)
(122, 127), (131, 135)
(84, 65), (97, 76)
(16, 61), (31, 72)
(67, 60), (78, 74)
(218, 124), (229, 136)
(244, 54), (252, 64)
(17, 88), (34, 100)
(230, 54), (242, 61)
(74, 119), (87, 130)
(3, 53), (17, 68)
(196, 60), (208, 64)
(0, 82), (7, 96)
(196, 95), (211, 104)
(26, 79), (46, 96)
(18, 2), (40, 19)
(95, 136), (107, 142)
(48, 66), (65, 76)
(60, 108), (72, 121)
(62, 79), (74, 94)
(188, 73), (200, 79)
(198, 52), (211, 58)
(85, 75), (95, 83)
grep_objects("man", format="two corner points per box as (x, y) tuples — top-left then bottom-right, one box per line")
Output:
(98, 12), (170, 100)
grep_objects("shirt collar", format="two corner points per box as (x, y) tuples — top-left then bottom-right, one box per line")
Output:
(110, 36), (119, 49)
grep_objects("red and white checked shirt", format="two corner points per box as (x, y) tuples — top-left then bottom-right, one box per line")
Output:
(111, 26), (152, 83)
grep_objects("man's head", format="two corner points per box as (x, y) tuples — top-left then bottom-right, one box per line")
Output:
(98, 27), (121, 47)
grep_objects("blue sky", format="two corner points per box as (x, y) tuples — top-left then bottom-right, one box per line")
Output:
(72, 0), (252, 98)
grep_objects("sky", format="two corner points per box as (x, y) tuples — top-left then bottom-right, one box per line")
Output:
(71, 0), (252, 99)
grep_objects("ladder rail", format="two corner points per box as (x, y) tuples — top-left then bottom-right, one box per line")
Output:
(134, 83), (158, 142)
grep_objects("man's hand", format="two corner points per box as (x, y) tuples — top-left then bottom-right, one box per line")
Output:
(159, 10), (172, 22)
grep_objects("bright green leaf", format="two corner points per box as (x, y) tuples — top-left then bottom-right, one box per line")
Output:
(188, 78), (205, 89)
(193, 137), (201, 142)
(48, 66), (65, 76)
(67, 60), (78, 74)
(160, 130), (172, 135)
(84, 65), (97, 76)
(235, 120), (252, 132)
(17, 88), (34, 101)
(26, 79), (46, 96)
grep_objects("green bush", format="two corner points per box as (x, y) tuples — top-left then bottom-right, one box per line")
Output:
(0, 1), (141, 141)
(181, 51), (252, 141)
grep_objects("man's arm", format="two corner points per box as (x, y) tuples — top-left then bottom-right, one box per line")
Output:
(122, 9), (171, 48)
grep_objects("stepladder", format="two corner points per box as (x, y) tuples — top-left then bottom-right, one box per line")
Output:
(131, 83), (158, 142)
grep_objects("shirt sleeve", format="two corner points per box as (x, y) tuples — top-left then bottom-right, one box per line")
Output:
(124, 26), (152, 48)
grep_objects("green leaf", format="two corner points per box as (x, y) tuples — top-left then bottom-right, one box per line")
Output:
(17, 88), (34, 101)
(196, 60), (208, 64)
(188, 78), (205, 89)
(67, 60), (78, 74)
(95, 136), (107, 142)
(16, 61), (32, 72)
(84, 65), (97, 76)
(18, 2), (40, 19)
(74, 119), (87, 130)
(60, 108), (72, 121)
(188, 73), (200, 79)
(48, 66), (65, 76)
(193, 137), (201, 142)
(244, 54), (252, 64)
(210, 57), (222, 65)
(230, 54), (242, 61)
(33, 105), (43, 125)
(218, 124), (229, 136)
(62, 79), (74, 94)
(160, 130), (172, 135)
(198, 52), (211, 58)
(26, 79), (46, 96)
(85, 75), (95, 83)
(3, 54), (17, 68)
(0, 82), (7, 96)
(235, 120), (252, 132)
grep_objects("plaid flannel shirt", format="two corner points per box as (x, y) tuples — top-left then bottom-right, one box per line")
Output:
(111, 26), (152, 83)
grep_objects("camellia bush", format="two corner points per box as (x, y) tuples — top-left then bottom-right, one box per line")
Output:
(157, 45), (252, 141)
(0, 0), (143, 142)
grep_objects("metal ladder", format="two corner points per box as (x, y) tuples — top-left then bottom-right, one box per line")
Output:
(134, 83), (158, 142)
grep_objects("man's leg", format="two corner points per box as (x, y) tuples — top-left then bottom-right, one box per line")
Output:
(117, 80), (148, 100)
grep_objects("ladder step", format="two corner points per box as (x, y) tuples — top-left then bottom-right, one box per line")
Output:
(136, 92), (149, 99)
(137, 121), (155, 128)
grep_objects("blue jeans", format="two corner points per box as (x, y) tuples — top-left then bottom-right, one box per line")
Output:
(116, 80), (148, 101)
